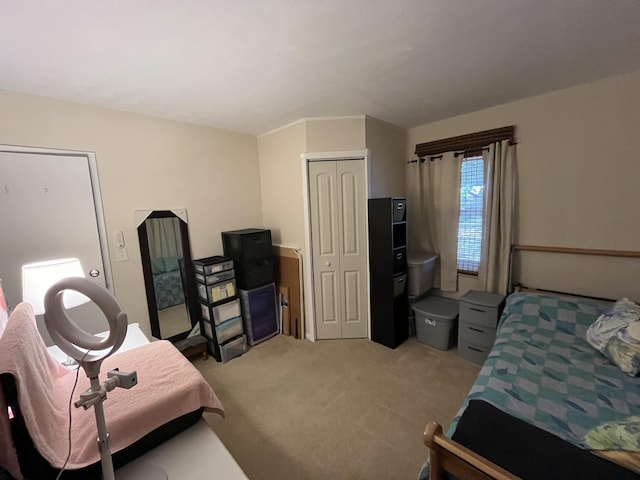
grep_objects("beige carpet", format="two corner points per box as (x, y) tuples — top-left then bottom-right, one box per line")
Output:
(195, 335), (480, 480)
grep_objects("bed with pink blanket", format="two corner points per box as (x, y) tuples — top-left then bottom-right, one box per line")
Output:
(0, 303), (226, 480)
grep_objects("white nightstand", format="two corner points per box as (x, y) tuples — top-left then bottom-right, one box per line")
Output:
(458, 290), (505, 365)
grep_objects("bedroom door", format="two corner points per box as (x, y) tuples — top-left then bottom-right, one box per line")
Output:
(309, 159), (368, 339)
(0, 148), (111, 344)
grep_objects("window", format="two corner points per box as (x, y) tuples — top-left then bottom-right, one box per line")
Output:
(457, 156), (484, 275)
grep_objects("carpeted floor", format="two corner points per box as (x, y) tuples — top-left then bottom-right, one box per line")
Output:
(195, 335), (480, 480)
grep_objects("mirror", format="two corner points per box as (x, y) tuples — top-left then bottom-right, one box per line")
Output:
(136, 210), (198, 341)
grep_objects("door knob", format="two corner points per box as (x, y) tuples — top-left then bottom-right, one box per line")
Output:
(89, 269), (100, 277)
(325, 262), (331, 266)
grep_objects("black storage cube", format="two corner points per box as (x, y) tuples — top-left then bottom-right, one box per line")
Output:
(234, 257), (274, 290)
(222, 228), (273, 261)
(392, 198), (406, 222)
(393, 247), (407, 274)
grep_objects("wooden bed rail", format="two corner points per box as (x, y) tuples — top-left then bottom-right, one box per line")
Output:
(424, 422), (519, 480)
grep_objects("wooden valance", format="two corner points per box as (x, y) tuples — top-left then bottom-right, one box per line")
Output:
(415, 126), (515, 158)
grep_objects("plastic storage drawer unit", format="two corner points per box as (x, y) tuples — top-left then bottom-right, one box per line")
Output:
(200, 298), (242, 325)
(413, 296), (459, 350)
(195, 269), (234, 286)
(193, 256), (234, 275)
(197, 278), (236, 304)
(214, 316), (244, 344)
(218, 334), (248, 363)
(458, 290), (505, 365)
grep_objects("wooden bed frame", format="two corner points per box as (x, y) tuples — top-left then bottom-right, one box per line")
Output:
(422, 245), (640, 480)
(423, 422), (518, 480)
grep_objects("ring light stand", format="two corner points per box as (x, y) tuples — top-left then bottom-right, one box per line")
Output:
(44, 277), (137, 480)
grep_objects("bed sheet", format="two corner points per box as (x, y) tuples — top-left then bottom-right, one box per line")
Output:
(449, 292), (640, 450)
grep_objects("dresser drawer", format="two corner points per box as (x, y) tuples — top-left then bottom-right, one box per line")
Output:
(458, 319), (496, 347)
(458, 340), (491, 365)
(459, 302), (499, 328)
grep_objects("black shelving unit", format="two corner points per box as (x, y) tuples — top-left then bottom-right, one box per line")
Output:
(368, 197), (408, 348)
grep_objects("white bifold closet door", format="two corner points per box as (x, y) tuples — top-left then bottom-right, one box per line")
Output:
(0, 150), (110, 344)
(309, 159), (368, 339)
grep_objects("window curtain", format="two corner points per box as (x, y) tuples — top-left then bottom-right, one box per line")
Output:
(478, 140), (517, 295)
(406, 152), (461, 292)
(147, 217), (182, 259)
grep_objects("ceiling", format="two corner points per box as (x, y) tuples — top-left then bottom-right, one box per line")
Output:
(1, 1), (639, 135)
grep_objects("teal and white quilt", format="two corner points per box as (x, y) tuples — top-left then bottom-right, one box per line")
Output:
(449, 292), (640, 451)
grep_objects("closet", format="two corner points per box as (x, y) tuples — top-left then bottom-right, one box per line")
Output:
(308, 159), (368, 339)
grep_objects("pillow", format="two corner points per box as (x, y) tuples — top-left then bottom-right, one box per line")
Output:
(586, 298), (640, 376)
(151, 257), (166, 275)
(163, 256), (180, 272)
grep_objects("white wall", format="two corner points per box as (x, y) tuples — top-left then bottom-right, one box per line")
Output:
(257, 120), (307, 246)
(365, 116), (406, 198)
(0, 89), (262, 337)
(305, 117), (366, 152)
(407, 70), (640, 300)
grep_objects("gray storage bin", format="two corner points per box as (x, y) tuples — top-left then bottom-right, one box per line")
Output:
(413, 296), (459, 350)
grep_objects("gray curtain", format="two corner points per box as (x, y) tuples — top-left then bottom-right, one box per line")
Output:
(147, 217), (182, 259)
(406, 151), (461, 292)
(479, 140), (517, 295)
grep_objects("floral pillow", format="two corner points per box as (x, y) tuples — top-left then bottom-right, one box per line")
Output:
(586, 298), (640, 376)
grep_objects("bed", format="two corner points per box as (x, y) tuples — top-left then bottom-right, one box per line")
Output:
(421, 246), (640, 480)
(0, 303), (248, 480)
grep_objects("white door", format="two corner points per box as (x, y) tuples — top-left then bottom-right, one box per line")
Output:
(309, 159), (368, 339)
(0, 150), (111, 344)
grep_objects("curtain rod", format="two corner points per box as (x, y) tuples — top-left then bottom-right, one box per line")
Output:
(407, 146), (493, 164)
(414, 125), (516, 157)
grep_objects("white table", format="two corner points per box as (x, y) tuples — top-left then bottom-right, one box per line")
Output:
(47, 323), (249, 480)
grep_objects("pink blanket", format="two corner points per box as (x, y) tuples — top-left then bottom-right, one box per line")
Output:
(0, 303), (224, 480)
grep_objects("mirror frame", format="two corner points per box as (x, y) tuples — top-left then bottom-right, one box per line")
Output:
(137, 210), (199, 342)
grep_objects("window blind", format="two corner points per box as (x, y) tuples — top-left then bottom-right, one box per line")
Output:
(457, 156), (484, 275)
